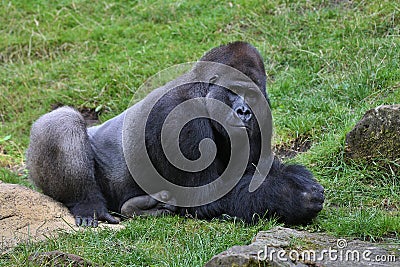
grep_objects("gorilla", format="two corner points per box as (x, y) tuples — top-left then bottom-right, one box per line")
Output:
(26, 41), (324, 227)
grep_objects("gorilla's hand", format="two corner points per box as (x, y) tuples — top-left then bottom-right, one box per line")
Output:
(71, 201), (120, 227)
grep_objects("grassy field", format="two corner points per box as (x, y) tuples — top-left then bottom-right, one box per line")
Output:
(1, 0), (399, 266)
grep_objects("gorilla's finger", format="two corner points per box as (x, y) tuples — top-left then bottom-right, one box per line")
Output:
(99, 213), (120, 224)
(82, 217), (90, 227)
(75, 216), (82, 226)
(92, 218), (98, 227)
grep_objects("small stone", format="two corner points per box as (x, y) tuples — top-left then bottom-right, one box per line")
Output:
(28, 250), (93, 267)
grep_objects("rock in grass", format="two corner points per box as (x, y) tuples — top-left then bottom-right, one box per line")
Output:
(204, 227), (399, 267)
(345, 105), (400, 162)
(28, 250), (93, 267)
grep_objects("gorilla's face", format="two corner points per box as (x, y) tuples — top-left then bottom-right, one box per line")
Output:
(206, 84), (263, 139)
(288, 181), (324, 224)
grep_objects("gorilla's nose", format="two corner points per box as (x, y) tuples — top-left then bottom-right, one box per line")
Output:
(235, 105), (252, 122)
(311, 184), (325, 203)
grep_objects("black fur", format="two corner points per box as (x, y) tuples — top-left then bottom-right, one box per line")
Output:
(26, 42), (324, 226)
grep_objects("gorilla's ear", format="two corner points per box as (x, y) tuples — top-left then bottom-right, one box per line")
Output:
(205, 74), (221, 99)
(192, 61), (221, 83)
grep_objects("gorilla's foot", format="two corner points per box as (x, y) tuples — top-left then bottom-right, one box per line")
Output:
(70, 201), (120, 227)
(121, 191), (177, 218)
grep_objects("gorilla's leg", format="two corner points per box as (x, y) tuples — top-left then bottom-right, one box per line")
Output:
(120, 191), (177, 218)
(26, 107), (119, 226)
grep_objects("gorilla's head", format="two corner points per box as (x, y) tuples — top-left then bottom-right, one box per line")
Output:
(200, 42), (270, 140)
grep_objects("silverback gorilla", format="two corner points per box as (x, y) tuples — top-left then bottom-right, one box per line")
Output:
(26, 42), (324, 227)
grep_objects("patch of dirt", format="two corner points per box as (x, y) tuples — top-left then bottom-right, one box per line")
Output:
(51, 103), (100, 127)
(0, 181), (124, 253)
(274, 135), (312, 160)
(0, 181), (76, 252)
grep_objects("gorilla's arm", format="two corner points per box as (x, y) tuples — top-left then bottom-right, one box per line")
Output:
(182, 158), (324, 225)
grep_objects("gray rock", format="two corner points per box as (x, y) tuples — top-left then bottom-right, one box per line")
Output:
(204, 227), (399, 267)
(345, 104), (400, 161)
(28, 250), (94, 267)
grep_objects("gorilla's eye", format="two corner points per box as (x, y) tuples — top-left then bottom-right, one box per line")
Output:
(246, 90), (259, 103)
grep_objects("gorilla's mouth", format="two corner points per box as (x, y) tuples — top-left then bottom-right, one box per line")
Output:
(310, 195), (324, 213)
(312, 201), (324, 211)
(301, 186), (325, 213)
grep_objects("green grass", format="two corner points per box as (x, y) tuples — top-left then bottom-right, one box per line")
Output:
(1, 0), (399, 266)
(2, 217), (278, 266)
